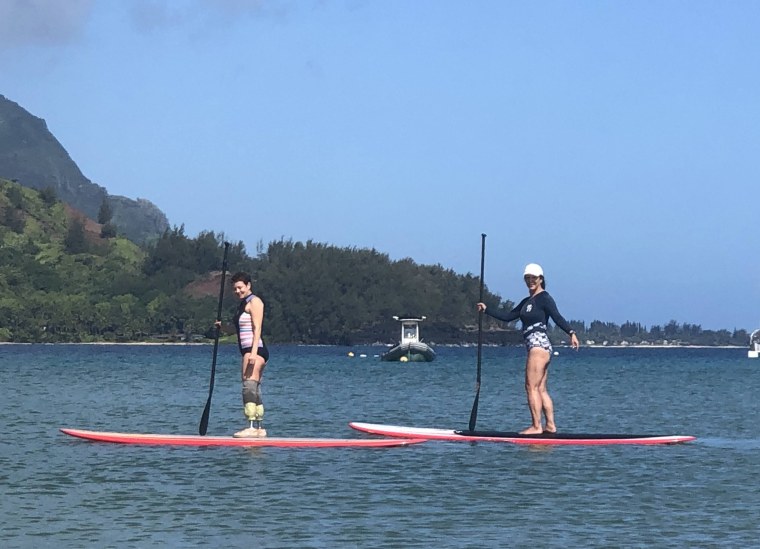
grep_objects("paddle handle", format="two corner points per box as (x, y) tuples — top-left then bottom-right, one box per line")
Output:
(476, 233), (486, 379)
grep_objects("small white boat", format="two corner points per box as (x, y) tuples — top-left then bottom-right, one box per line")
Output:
(749, 329), (760, 359)
(381, 316), (436, 362)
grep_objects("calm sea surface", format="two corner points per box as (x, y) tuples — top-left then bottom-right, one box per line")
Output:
(1, 344), (759, 548)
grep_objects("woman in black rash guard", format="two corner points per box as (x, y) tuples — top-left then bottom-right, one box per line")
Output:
(477, 263), (579, 434)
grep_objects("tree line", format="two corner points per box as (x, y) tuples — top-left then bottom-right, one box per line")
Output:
(544, 320), (749, 347)
(0, 179), (751, 346)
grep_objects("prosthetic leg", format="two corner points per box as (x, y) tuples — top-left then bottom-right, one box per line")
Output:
(233, 379), (266, 437)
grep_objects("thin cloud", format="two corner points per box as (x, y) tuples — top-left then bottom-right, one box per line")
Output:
(0, 0), (94, 50)
(127, 0), (292, 35)
(127, 0), (186, 34)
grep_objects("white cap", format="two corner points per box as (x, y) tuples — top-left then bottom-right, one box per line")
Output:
(523, 263), (544, 277)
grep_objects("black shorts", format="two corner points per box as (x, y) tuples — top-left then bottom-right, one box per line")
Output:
(240, 342), (269, 362)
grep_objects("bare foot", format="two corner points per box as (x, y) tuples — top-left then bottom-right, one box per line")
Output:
(544, 423), (557, 434)
(520, 426), (544, 435)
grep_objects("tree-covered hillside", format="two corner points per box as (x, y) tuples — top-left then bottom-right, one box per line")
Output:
(0, 179), (749, 346)
(251, 238), (507, 345)
(0, 179), (509, 344)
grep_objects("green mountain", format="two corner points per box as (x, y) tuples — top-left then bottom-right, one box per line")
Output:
(0, 179), (748, 346)
(0, 178), (512, 344)
(0, 178), (146, 341)
(0, 94), (169, 244)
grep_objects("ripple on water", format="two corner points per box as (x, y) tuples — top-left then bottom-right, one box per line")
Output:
(1, 345), (759, 548)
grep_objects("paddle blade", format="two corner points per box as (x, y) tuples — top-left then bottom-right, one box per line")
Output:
(468, 383), (480, 431)
(199, 329), (221, 435)
(199, 400), (212, 436)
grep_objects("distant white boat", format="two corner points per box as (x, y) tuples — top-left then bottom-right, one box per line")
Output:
(381, 316), (436, 362)
(749, 329), (760, 359)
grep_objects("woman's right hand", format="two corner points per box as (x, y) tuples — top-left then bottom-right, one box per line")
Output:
(476, 302), (487, 313)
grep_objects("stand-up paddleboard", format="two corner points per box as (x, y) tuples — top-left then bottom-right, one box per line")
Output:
(60, 428), (424, 448)
(349, 422), (696, 446)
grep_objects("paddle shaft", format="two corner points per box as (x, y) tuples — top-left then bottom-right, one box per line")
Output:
(468, 233), (486, 431)
(199, 241), (230, 436)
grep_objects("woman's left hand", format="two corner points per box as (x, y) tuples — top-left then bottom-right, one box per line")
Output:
(570, 333), (580, 350)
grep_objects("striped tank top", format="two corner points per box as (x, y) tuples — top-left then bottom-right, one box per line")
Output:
(234, 294), (263, 353)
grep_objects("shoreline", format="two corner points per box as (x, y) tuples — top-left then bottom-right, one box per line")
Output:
(0, 341), (746, 349)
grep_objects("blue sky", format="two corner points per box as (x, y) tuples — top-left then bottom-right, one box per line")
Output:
(1, 0), (758, 332)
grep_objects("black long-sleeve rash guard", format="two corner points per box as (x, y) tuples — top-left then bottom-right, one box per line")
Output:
(485, 291), (575, 335)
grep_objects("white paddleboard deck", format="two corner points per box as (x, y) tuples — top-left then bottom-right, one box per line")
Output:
(349, 422), (696, 445)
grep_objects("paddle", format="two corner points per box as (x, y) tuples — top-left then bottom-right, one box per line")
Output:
(468, 233), (486, 431)
(199, 241), (230, 436)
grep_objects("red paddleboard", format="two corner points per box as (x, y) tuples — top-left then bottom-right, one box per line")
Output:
(349, 422), (696, 446)
(60, 428), (424, 448)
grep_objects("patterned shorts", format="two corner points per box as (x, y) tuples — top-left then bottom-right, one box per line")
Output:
(523, 329), (553, 354)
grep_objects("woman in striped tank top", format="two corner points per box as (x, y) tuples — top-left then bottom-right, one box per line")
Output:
(230, 272), (270, 438)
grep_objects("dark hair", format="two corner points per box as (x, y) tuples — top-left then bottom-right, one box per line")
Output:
(231, 272), (252, 285)
(540, 276), (546, 290)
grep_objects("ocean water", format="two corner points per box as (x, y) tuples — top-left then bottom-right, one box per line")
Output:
(1, 344), (758, 548)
